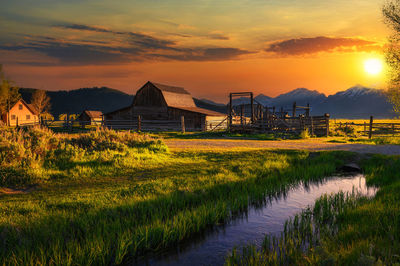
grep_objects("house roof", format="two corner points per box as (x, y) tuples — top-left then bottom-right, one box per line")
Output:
(169, 106), (226, 116)
(82, 110), (103, 119)
(149, 81), (196, 108)
(7, 99), (39, 115)
(26, 104), (39, 115)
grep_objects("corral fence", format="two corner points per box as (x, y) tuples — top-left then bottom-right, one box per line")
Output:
(228, 92), (330, 136)
(336, 116), (400, 139)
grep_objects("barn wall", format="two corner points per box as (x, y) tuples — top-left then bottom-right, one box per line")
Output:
(133, 106), (168, 120)
(168, 107), (205, 129)
(104, 106), (133, 120)
(134, 83), (166, 107)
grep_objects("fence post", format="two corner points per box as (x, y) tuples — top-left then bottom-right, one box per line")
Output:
(393, 123), (395, 136)
(228, 93), (233, 131)
(311, 117), (314, 137)
(250, 92), (254, 123)
(16, 116), (18, 127)
(137, 115), (141, 132)
(292, 102), (296, 117)
(364, 122), (366, 134)
(369, 116), (373, 139)
(325, 113), (330, 137)
(306, 103), (310, 117)
(240, 104), (244, 125)
(181, 116), (185, 133)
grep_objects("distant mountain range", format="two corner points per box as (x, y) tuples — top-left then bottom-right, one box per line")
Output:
(231, 86), (395, 119)
(20, 85), (396, 119)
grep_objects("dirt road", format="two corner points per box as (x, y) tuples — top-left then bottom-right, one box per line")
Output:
(165, 139), (400, 155)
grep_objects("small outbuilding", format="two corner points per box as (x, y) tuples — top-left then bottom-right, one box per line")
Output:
(1, 99), (39, 126)
(104, 81), (226, 131)
(78, 110), (103, 126)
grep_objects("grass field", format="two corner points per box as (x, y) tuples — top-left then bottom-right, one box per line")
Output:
(0, 126), (352, 265)
(0, 126), (399, 265)
(226, 153), (400, 265)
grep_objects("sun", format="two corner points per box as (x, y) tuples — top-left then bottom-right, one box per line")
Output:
(364, 58), (383, 76)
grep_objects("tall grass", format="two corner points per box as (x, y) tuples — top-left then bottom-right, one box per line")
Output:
(0, 127), (168, 187)
(226, 154), (400, 265)
(0, 129), (350, 265)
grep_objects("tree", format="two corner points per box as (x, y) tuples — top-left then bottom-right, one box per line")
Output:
(383, 1), (400, 115)
(31, 89), (51, 117)
(0, 65), (21, 125)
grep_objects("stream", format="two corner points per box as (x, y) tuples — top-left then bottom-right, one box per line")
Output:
(137, 174), (377, 266)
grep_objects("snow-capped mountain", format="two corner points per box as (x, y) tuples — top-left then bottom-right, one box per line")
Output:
(217, 86), (395, 118)
(271, 88), (326, 108)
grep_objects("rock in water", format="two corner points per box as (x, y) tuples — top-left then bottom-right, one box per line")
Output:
(342, 163), (361, 172)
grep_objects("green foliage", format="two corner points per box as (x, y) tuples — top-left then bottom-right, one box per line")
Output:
(383, 1), (400, 115)
(0, 148), (347, 265)
(0, 127), (168, 186)
(226, 154), (400, 265)
(299, 129), (311, 139)
(0, 65), (21, 116)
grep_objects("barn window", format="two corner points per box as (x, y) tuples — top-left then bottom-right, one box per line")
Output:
(11, 115), (16, 120)
(26, 115), (31, 120)
(19, 104), (23, 110)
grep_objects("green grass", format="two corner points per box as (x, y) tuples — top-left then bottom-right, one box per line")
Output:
(226, 154), (400, 265)
(326, 136), (400, 145)
(0, 127), (353, 265)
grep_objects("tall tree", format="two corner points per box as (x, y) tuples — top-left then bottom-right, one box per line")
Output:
(383, 1), (400, 115)
(0, 65), (21, 124)
(31, 89), (51, 116)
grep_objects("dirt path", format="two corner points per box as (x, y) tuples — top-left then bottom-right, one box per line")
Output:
(165, 139), (400, 155)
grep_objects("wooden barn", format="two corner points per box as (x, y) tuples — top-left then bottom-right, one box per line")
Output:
(1, 99), (39, 126)
(78, 110), (103, 126)
(104, 81), (226, 131)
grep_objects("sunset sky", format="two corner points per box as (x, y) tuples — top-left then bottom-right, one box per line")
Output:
(0, 0), (389, 102)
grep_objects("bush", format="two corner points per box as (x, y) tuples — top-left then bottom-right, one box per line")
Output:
(0, 127), (168, 187)
(299, 129), (311, 139)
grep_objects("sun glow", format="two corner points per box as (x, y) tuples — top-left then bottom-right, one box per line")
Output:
(364, 58), (383, 76)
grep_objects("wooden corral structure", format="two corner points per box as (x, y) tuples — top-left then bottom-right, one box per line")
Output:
(1, 99), (39, 126)
(228, 92), (330, 136)
(78, 110), (103, 126)
(104, 81), (226, 131)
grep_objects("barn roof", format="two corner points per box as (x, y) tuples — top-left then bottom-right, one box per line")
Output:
(82, 110), (103, 119)
(170, 106), (226, 116)
(149, 81), (196, 108)
(151, 82), (191, 95)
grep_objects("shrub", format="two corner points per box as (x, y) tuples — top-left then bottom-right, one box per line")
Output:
(299, 129), (311, 139)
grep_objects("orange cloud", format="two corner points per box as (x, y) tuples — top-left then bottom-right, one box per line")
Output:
(265, 36), (381, 56)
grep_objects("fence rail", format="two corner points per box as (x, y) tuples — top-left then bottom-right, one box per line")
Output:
(335, 116), (400, 138)
(41, 116), (228, 132)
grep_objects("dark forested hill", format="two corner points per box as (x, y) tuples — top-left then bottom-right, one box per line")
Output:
(20, 87), (134, 117)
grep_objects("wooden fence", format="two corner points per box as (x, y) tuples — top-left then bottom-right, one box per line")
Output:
(337, 116), (400, 138)
(42, 115), (228, 132)
(230, 114), (330, 136)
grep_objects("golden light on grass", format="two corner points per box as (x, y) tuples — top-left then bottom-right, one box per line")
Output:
(364, 58), (383, 76)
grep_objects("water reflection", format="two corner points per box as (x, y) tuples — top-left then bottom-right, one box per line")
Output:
(136, 174), (376, 266)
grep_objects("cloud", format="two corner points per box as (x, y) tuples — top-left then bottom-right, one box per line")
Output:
(265, 36), (380, 56)
(0, 23), (251, 65)
(0, 38), (141, 65)
(151, 47), (253, 61)
(56, 23), (176, 50)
